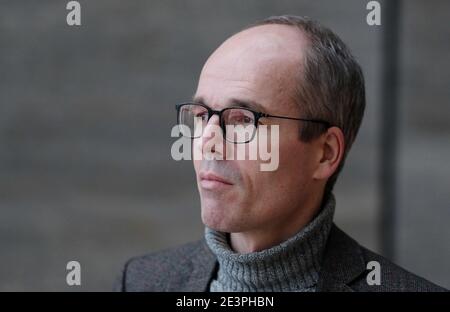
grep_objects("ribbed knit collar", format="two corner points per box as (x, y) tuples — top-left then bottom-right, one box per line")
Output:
(204, 192), (335, 292)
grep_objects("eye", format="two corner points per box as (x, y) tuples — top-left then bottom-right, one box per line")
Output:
(226, 109), (255, 125)
(188, 107), (208, 121)
(195, 111), (208, 120)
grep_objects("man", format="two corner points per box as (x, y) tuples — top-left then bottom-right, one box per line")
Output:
(115, 15), (445, 292)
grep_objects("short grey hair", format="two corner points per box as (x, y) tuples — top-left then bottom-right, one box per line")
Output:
(247, 15), (366, 194)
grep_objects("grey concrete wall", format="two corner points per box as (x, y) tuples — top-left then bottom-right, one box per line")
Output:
(0, 0), (448, 290)
(396, 0), (450, 288)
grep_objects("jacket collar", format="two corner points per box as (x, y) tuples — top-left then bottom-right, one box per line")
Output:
(179, 223), (366, 292)
(316, 224), (366, 291)
(177, 240), (217, 292)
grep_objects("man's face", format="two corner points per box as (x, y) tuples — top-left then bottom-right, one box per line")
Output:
(193, 25), (322, 235)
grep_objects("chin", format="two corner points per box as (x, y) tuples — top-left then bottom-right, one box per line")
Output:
(201, 207), (227, 231)
(201, 204), (243, 233)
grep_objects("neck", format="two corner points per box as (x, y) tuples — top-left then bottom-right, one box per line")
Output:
(204, 191), (336, 292)
(230, 189), (325, 253)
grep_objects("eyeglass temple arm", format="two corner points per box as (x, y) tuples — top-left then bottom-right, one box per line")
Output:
(259, 113), (331, 127)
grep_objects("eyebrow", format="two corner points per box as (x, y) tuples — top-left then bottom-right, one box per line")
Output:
(191, 95), (266, 112)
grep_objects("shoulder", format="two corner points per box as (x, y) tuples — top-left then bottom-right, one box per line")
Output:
(322, 225), (447, 292)
(351, 245), (447, 292)
(114, 240), (209, 292)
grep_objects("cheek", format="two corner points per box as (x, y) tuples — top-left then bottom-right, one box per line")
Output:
(233, 159), (259, 198)
(193, 159), (201, 176)
(192, 138), (203, 160)
(278, 138), (314, 183)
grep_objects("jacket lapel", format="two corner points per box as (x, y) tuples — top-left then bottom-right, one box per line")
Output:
(177, 240), (217, 291)
(316, 224), (367, 292)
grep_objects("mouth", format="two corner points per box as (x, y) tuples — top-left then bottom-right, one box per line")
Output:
(199, 172), (233, 190)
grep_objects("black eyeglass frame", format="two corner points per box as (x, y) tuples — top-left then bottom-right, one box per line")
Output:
(175, 102), (332, 143)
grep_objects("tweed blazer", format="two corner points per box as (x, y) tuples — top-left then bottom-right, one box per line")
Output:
(115, 224), (446, 292)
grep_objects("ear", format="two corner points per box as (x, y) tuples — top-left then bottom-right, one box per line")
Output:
(312, 126), (345, 181)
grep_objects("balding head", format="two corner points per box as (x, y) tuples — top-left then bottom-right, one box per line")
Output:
(198, 24), (307, 115)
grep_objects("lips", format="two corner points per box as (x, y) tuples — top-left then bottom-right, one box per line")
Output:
(199, 172), (233, 189)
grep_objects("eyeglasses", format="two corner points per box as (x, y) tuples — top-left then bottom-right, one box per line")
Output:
(175, 102), (331, 144)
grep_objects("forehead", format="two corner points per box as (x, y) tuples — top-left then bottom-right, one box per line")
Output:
(195, 25), (307, 112)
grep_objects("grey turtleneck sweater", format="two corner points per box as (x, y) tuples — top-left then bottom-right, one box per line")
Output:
(204, 193), (335, 292)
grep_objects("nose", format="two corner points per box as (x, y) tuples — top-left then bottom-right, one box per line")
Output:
(200, 114), (225, 158)
(203, 114), (221, 138)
